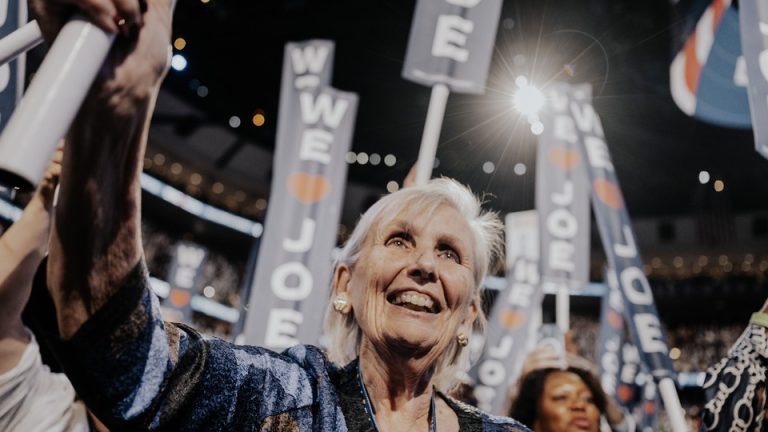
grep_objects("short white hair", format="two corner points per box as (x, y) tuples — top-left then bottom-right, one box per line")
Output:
(323, 178), (504, 391)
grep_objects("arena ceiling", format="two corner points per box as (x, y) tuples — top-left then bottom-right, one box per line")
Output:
(144, 0), (768, 229)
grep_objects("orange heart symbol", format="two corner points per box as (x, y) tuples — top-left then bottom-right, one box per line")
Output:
(548, 148), (581, 171)
(287, 172), (331, 204)
(593, 178), (624, 210)
(500, 309), (526, 330)
(169, 289), (191, 308)
(607, 310), (623, 329)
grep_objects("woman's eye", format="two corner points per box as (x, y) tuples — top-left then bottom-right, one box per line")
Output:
(438, 245), (460, 263)
(385, 233), (410, 248)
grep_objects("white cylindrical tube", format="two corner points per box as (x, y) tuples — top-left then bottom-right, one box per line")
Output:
(0, 15), (114, 190)
(0, 20), (43, 67)
(556, 283), (570, 334)
(414, 83), (450, 185)
(658, 377), (689, 432)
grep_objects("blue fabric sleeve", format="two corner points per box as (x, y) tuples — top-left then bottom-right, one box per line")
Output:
(48, 260), (320, 430)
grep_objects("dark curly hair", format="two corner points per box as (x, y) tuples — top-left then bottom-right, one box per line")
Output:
(508, 367), (608, 429)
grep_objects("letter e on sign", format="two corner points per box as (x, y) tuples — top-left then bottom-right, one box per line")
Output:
(265, 309), (303, 348)
(432, 15), (474, 62)
(634, 313), (667, 354)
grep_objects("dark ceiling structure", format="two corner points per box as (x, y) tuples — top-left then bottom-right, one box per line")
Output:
(146, 0), (768, 231)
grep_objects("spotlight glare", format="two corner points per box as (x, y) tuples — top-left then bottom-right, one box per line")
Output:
(513, 162), (527, 175)
(698, 170), (710, 184)
(171, 54), (188, 71)
(513, 83), (545, 116)
(530, 121), (544, 135)
(252, 113), (265, 127)
(173, 37), (187, 51)
(482, 161), (495, 174)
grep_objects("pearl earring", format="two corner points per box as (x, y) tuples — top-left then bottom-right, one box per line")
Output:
(457, 333), (469, 347)
(333, 294), (351, 314)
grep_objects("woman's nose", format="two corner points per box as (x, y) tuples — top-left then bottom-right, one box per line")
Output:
(407, 250), (438, 283)
(570, 398), (588, 412)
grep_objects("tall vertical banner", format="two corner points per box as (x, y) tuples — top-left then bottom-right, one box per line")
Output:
(598, 267), (660, 430)
(559, 82), (675, 379)
(638, 380), (659, 432)
(0, 0), (26, 132)
(739, 0), (768, 159)
(402, 0), (503, 94)
(471, 210), (541, 415)
(242, 40), (359, 350)
(555, 82), (687, 431)
(536, 89), (591, 330)
(165, 242), (208, 323)
(596, 267), (631, 407)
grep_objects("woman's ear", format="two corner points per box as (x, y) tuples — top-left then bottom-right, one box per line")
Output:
(332, 263), (352, 296)
(460, 298), (479, 333)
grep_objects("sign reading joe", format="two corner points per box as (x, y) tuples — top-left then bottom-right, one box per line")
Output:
(402, 0), (503, 93)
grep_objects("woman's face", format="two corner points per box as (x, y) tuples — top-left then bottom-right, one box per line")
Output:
(533, 371), (601, 432)
(335, 204), (478, 359)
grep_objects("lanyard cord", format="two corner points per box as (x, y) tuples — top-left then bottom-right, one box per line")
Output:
(356, 361), (437, 432)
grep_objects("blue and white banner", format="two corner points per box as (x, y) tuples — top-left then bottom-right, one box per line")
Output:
(402, 0), (502, 94)
(537, 86), (591, 302)
(0, 0), (25, 133)
(471, 210), (540, 415)
(242, 40), (359, 350)
(557, 83), (676, 382)
(165, 242), (208, 323)
(596, 267), (633, 407)
(739, 0), (768, 159)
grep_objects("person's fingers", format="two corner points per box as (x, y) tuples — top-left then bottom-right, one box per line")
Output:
(564, 330), (577, 354)
(403, 165), (417, 188)
(61, 0), (119, 33)
(565, 352), (596, 373)
(112, 0), (143, 34)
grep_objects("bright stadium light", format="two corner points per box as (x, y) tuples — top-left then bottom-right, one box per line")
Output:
(512, 78), (545, 117)
(171, 54), (188, 71)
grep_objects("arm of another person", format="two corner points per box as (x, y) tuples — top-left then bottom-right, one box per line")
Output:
(37, 1), (323, 429)
(700, 299), (768, 431)
(0, 147), (61, 373)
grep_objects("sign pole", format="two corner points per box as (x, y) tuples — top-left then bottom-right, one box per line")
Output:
(414, 83), (449, 185)
(555, 287), (569, 333)
(659, 378), (688, 432)
(0, 20), (42, 66)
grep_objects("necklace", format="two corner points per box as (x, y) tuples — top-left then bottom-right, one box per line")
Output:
(356, 361), (437, 432)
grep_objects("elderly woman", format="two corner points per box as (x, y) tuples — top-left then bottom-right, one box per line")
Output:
(30, 0), (530, 430)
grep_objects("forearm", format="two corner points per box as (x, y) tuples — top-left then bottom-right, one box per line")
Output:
(48, 87), (158, 339)
(0, 198), (50, 330)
